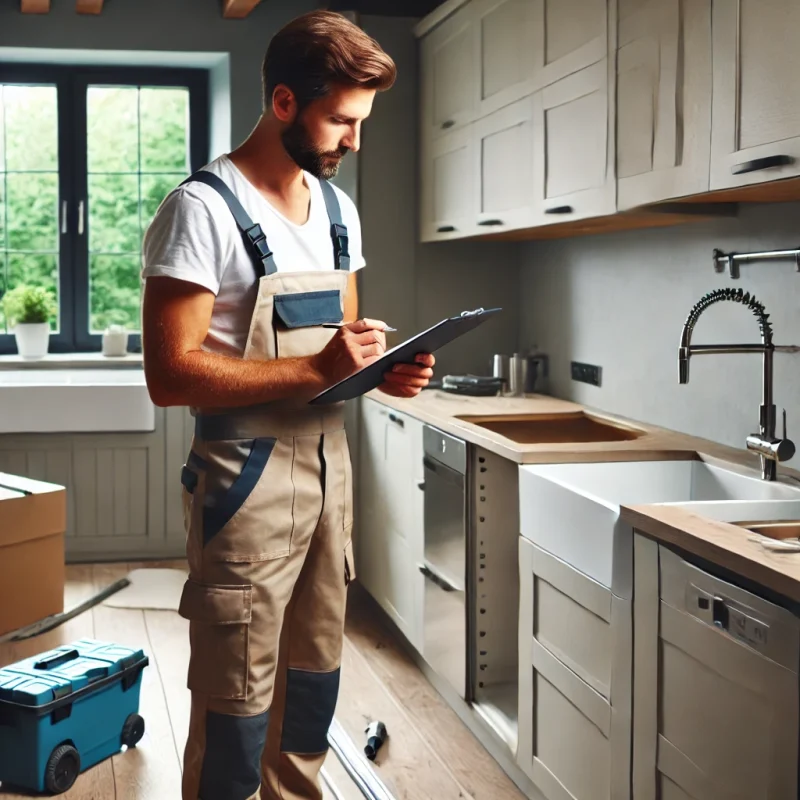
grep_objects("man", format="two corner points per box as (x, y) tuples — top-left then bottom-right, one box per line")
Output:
(140, 11), (434, 800)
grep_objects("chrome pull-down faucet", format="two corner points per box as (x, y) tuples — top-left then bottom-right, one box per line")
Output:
(679, 288), (796, 481)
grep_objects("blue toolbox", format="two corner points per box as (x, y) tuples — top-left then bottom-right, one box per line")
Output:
(0, 638), (149, 795)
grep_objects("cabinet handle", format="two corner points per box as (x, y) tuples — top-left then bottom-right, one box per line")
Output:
(478, 219), (504, 226)
(437, 225), (456, 233)
(388, 413), (404, 428)
(441, 120), (455, 130)
(545, 205), (574, 215)
(732, 154), (794, 175)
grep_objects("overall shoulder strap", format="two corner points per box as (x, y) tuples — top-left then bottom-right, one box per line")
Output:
(319, 180), (351, 272)
(181, 171), (277, 277)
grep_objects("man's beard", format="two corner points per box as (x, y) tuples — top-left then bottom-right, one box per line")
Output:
(281, 118), (348, 180)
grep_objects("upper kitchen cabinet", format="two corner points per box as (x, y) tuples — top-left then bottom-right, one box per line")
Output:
(473, 0), (537, 118)
(420, 3), (476, 142)
(531, 0), (608, 88)
(420, 125), (478, 241)
(533, 58), (616, 224)
(473, 95), (538, 232)
(616, 0), (712, 209)
(710, 0), (800, 190)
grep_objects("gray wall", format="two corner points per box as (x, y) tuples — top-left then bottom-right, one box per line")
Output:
(359, 15), (521, 378)
(520, 204), (800, 467)
(0, 0), (321, 148)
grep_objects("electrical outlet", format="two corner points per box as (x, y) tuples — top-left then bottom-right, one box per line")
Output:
(571, 361), (602, 387)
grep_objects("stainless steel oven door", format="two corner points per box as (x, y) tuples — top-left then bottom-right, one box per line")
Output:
(421, 425), (468, 700)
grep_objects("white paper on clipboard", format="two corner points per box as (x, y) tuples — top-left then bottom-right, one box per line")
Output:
(308, 307), (502, 406)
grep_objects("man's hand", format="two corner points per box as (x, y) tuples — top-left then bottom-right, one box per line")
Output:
(378, 353), (436, 398)
(311, 318), (388, 386)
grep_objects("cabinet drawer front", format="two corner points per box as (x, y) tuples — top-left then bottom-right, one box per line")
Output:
(530, 543), (613, 699)
(532, 640), (614, 800)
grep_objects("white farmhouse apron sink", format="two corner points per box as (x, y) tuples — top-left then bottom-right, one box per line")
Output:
(519, 459), (800, 597)
(0, 369), (154, 434)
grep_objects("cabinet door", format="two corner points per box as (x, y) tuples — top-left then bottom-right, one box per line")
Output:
(357, 399), (425, 650)
(420, 4), (476, 142)
(473, 0), (537, 118)
(531, 0), (608, 89)
(710, 0), (800, 190)
(420, 126), (478, 242)
(616, 0), (712, 208)
(533, 59), (616, 224)
(473, 95), (537, 233)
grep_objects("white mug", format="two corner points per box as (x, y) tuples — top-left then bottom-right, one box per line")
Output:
(102, 325), (129, 357)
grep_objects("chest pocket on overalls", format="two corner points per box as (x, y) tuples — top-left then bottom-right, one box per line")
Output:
(273, 289), (342, 359)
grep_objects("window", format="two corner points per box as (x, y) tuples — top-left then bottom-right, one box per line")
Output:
(0, 65), (209, 354)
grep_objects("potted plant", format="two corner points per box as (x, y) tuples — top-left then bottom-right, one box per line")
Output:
(1, 285), (57, 359)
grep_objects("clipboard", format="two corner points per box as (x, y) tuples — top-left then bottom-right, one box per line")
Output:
(309, 307), (502, 406)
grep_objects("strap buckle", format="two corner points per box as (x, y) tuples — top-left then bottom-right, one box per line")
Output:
(245, 223), (273, 262)
(331, 223), (350, 259)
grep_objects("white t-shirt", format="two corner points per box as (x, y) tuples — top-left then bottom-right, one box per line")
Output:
(141, 154), (365, 358)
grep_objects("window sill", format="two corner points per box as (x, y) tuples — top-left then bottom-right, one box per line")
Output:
(0, 352), (143, 370)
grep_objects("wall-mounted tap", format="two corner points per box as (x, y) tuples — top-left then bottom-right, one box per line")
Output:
(679, 288), (796, 481)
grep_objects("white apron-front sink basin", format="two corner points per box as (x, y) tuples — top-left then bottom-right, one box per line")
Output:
(0, 369), (155, 434)
(519, 460), (800, 597)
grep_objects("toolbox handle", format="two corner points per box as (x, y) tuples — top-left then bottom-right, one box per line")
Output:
(34, 649), (80, 670)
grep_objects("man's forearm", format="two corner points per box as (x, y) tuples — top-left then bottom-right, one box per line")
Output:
(146, 349), (327, 409)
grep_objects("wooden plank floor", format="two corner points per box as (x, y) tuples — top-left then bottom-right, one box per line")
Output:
(0, 564), (524, 800)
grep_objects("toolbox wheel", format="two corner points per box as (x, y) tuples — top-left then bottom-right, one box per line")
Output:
(121, 713), (145, 748)
(45, 744), (80, 794)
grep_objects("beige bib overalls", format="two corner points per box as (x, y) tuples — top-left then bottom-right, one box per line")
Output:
(175, 171), (356, 800)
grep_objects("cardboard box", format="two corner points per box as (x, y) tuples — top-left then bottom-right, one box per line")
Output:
(0, 472), (66, 637)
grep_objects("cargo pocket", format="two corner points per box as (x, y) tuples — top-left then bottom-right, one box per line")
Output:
(178, 579), (252, 700)
(344, 537), (356, 586)
(273, 289), (342, 359)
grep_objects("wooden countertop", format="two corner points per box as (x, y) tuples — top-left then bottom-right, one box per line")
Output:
(366, 388), (744, 466)
(621, 504), (800, 604)
(364, 388), (800, 602)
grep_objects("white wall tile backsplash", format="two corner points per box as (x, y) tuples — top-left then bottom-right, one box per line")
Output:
(521, 202), (800, 467)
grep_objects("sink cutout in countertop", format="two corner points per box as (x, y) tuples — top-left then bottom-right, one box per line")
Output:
(454, 411), (645, 444)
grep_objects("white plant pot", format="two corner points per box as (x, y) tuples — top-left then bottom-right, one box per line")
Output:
(14, 323), (51, 359)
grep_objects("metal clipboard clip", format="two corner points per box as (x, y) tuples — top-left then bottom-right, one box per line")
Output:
(460, 307), (485, 317)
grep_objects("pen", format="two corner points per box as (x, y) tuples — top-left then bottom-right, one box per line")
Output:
(322, 323), (397, 332)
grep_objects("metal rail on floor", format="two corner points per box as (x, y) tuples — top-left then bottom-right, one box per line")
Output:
(327, 718), (396, 800)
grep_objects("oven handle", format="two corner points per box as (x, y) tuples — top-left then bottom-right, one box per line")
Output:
(418, 562), (460, 593)
(423, 456), (465, 487)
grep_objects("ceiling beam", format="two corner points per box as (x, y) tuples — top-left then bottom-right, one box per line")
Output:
(76, 0), (104, 13)
(222, 0), (263, 19)
(20, 0), (51, 13)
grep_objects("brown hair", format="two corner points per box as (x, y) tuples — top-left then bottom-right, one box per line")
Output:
(262, 10), (397, 112)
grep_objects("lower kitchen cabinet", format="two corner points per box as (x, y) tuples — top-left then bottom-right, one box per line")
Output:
(356, 397), (425, 651)
(518, 536), (631, 800)
(633, 535), (800, 800)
